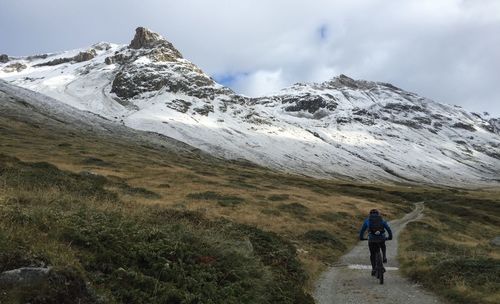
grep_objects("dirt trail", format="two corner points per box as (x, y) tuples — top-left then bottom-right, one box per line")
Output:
(313, 203), (442, 304)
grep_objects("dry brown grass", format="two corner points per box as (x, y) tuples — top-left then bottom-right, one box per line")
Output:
(0, 112), (416, 290)
(398, 190), (500, 304)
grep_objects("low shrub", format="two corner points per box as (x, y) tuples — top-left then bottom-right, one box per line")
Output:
(304, 230), (346, 250)
(187, 191), (245, 207)
(268, 194), (290, 201)
(278, 203), (309, 217)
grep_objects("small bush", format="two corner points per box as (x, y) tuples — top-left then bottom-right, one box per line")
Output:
(261, 209), (281, 216)
(187, 191), (245, 207)
(319, 211), (348, 222)
(268, 194), (290, 201)
(81, 157), (113, 167)
(119, 184), (161, 199)
(304, 230), (346, 249)
(278, 203), (309, 217)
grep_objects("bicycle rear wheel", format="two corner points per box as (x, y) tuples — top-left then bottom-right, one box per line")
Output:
(376, 251), (384, 284)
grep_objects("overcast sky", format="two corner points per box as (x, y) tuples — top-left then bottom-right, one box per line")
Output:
(1, 0), (499, 115)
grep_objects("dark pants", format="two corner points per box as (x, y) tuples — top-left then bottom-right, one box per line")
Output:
(368, 241), (386, 269)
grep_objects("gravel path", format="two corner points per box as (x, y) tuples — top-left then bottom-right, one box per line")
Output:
(313, 203), (443, 304)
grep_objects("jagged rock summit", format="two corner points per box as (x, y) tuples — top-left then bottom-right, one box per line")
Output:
(130, 26), (165, 49)
(1, 27), (499, 187)
(128, 26), (183, 58)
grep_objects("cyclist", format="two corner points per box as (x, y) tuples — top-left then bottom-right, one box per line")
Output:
(359, 209), (393, 276)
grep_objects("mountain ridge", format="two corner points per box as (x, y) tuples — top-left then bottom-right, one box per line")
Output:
(1, 27), (499, 187)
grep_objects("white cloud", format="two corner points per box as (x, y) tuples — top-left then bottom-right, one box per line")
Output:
(232, 69), (286, 97)
(1, 0), (499, 115)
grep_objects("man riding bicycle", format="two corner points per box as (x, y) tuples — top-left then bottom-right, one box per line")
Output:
(359, 209), (393, 276)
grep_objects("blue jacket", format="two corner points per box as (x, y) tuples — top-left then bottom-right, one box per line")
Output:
(359, 218), (393, 241)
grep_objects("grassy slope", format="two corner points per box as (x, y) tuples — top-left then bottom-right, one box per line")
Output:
(397, 190), (500, 304)
(0, 90), (498, 303)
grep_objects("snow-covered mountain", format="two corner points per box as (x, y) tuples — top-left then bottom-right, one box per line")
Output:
(1, 27), (499, 187)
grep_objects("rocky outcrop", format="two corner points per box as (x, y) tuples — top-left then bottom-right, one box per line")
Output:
(490, 118), (500, 134)
(74, 49), (97, 62)
(167, 99), (192, 113)
(2, 62), (27, 73)
(452, 122), (476, 132)
(282, 94), (337, 114)
(129, 27), (162, 49)
(111, 63), (215, 99)
(105, 53), (130, 65)
(321, 74), (378, 91)
(92, 42), (112, 51)
(129, 27), (182, 56)
(35, 49), (97, 67)
(35, 57), (73, 66)
(0, 54), (9, 63)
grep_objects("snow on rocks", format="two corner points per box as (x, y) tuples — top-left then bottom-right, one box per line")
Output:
(1, 27), (499, 187)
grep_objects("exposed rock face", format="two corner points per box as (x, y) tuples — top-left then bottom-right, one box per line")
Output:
(92, 42), (112, 51)
(129, 27), (181, 55)
(110, 27), (223, 100)
(167, 99), (192, 113)
(35, 49), (97, 67)
(0, 54), (9, 63)
(35, 57), (73, 66)
(74, 49), (97, 62)
(2, 62), (27, 73)
(490, 118), (500, 135)
(105, 53), (130, 65)
(111, 63), (215, 99)
(130, 27), (161, 49)
(282, 94), (337, 114)
(321, 74), (377, 90)
(452, 122), (476, 132)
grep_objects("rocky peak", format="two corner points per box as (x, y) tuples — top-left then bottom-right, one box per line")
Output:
(327, 74), (375, 90)
(129, 27), (162, 49)
(0, 54), (9, 63)
(127, 27), (183, 61)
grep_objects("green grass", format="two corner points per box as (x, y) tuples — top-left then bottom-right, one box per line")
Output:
(303, 230), (345, 250)
(0, 155), (313, 303)
(399, 192), (500, 304)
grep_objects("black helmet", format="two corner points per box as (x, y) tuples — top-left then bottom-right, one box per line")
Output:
(369, 209), (379, 215)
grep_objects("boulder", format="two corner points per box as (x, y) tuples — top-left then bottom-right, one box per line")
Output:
(0, 54), (9, 63)
(0, 267), (51, 287)
(74, 49), (97, 62)
(491, 236), (500, 246)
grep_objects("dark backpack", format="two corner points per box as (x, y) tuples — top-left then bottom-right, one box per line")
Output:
(368, 214), (385, 235)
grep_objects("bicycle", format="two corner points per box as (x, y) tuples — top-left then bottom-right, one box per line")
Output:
(361, 238), (388, 284)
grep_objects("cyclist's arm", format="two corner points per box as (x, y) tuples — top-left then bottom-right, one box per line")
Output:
(383, 221), (393, 240)
(359, 220), (368, 240)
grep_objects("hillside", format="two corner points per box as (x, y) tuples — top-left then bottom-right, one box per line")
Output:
(1, 27), (499, 187)
(0, 78), (404, 302)
(1, 74), (499, 303)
